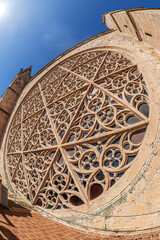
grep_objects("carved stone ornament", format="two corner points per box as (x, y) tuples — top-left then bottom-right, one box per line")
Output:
(5, 49), (149, 211)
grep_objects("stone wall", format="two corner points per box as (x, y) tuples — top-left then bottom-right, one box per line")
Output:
(0, 67), (32, 207)
(0, 67), (32, 145)
(103, 8), (160, 51)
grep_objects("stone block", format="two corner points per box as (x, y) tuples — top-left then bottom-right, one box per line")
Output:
(144, 185), (160, 203)
(0, 88), (18, 114)
(105, 216), (132, 231)
(75, 216), (105, 230)
(143, 166), (156, 181)
(132, 213), (159, 230)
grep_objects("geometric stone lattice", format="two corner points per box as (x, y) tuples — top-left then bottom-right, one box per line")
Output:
(6, 50), (149, 210)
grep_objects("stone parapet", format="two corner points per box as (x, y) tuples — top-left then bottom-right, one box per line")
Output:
(103, 8), (160, 51)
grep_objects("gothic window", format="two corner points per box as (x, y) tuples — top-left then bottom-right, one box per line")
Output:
(5, 50), (149, 210)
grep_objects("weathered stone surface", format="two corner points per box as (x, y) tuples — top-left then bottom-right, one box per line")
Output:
(0, 109), (9, 141)
(0, 67), (31, 148)
(0, 88), (18, 114)
(0, 7), (160, 236)
(10, 67), (32, 94)
(103, 8), (160, 51)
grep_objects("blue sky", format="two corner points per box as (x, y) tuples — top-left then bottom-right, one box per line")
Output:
(0, 0), (159, 97)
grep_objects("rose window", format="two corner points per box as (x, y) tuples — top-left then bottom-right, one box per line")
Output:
(5, 50), (149, 210)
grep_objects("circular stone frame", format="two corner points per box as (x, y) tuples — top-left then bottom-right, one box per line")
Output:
(2, 40), (158, 224)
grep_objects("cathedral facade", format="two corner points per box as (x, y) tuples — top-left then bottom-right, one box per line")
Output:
(0, 7), (160, 238)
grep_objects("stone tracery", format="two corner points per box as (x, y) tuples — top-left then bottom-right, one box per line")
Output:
(5, 49), (149, 210)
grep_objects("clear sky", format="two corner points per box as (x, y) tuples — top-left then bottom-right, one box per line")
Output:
(0, 0), (159, 97)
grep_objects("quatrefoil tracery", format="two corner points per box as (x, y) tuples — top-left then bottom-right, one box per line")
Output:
(6, 50), (149, 210)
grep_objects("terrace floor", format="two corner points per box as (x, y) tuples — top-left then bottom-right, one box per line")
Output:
(0, 198), (159, 240)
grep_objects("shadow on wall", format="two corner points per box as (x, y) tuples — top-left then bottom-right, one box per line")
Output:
(0, 200), (32, 240)
(0, 226), (19, 240)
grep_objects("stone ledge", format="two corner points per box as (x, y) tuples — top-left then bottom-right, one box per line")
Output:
(103, 8), (160, 52)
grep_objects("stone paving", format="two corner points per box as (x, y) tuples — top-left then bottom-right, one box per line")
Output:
(0, 199), (160, 240)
